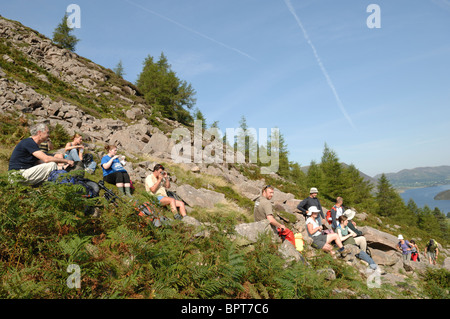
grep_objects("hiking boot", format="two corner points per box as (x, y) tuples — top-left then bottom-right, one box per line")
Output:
(339, 247), (349, 257)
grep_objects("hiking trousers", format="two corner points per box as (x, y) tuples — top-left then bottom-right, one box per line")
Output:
(19, 162), (57, 185)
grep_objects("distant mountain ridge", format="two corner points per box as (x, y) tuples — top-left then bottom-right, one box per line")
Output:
(374, 165), (450, 188)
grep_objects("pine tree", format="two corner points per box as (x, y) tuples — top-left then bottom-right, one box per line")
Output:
(375, 174), (408, 220)
(236, 116), (258, 164)
(306, 160), (323, 191)
(136, 52), (196, 125)
(341, 163), (374, 209)
(113, 60), (125, 78)
(193, 108), (207, 130)
(52, 13), (79, 51)
(417, 205), (442, 237)
(320, 143), (344, 201)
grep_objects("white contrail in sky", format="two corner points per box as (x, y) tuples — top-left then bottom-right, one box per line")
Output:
(123, 0), (256, 61)
(284, 0), (355, 129)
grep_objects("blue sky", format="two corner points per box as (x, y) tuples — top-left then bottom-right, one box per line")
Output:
(2, 0), (450, 177)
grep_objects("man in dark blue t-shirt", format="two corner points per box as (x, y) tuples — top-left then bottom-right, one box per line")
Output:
(9, 123), (74, 185)
(297, 187), (326, 226)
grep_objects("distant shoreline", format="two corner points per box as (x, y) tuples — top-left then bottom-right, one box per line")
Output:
(395, 183), (450, 194)
(434, 189), (450, 200)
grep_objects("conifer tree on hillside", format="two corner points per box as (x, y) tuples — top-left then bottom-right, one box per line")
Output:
(341, 163), (374, 209)
(193, 108), (207, 130)
(52, 13), (79, 52)
(375, 173), (416, 224)
(136, 52), (196, 125)
(113, 60), (125, 78)
(306, 160), (323, 191)
(320, 143), (344, 201)
(418, 205), (443, 238)
(235, 116), (258, 164)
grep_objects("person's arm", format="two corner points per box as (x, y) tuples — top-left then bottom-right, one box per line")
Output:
(296, 198), (308, 213)
(348, 227), (357, 238)
(317, 201), (325, 220)
(148, 173), (165, 194)
(161, 172), (170, 189)
(307, 221), (322, 236)
(337, 228), (351, 241)
(266, 214), (285, 230)
(150, 178), (162, 194)
(32, 150), (74, 166)
(101, 156), (118, 170)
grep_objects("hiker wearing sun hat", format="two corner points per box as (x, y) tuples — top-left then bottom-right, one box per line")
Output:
(397, 234), (413, 261)
(297, 187), (326, 226)
(305, 206), (349, 257)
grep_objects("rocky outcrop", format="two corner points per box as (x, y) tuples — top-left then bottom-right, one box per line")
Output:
(173, 184), (226, 209)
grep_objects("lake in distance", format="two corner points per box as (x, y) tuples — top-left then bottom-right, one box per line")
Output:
(400, 184), (450, 214)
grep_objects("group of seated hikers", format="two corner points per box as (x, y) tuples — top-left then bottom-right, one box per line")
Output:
(254, 185), (440, 268)
(7, 123), (187, 219)
(8, 123), (441, 267)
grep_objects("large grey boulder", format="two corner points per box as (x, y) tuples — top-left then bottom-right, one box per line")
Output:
(359, 226), (399, 251)
(174, 184), (226, 209)
(142, 132), (174, 155)
(234, 220), (281, 245)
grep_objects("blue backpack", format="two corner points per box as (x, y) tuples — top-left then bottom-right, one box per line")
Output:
(48, 170), (99, 198)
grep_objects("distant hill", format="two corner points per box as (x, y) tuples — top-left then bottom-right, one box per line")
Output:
(374, 165), (450, 188)
(435, 189), (450, 200)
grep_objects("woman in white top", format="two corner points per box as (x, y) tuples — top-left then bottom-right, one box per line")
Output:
(306, 206), (348, 257)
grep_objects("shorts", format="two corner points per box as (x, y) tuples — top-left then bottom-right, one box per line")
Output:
(157, 195), (164, 202)
(312, 234), (328, 249)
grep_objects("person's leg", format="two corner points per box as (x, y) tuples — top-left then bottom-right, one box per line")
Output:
(354, 236), (367, 252)
(120, 172), (132, 197)
(66, 149), (81, 162)
(175, 199), (187, 216)
(21, 162), (57, 185)
(326, 233), (348, 256)
(159, 196), (177, 213)
(86, 161), (97, 174)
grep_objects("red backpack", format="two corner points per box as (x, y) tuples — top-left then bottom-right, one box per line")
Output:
(326, 209), (333, 223)
(277, 228), (295, 246)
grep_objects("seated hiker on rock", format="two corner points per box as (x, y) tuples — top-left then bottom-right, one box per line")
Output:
(330, 197), (344, 230)
(297, 187), (328, 227)
(63, 133), (97, 173)
(254, 185), (295, 246)
(8, 123), (74, 185)
(101, 144), (132, 197)
(336, 215), (367, 252)
(145, 164), (186, 219)
(424, 239), (439, 265)
(397, 235), (413, 261)
(306, 206), (348, 257)
(341, 209), (364, 238)
(336, 216), (379, 270)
